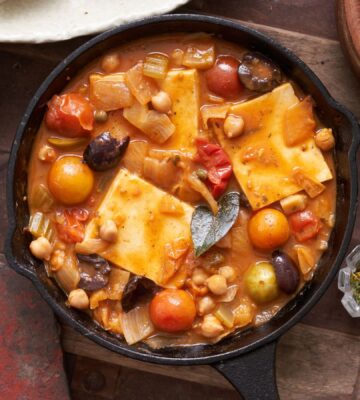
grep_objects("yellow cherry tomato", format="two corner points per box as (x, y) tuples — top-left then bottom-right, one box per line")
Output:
(244, 262), (279, 304)
(48, 156), (94, 205)
(248, 208), (290, 250)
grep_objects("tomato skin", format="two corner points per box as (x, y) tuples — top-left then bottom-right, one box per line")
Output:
(195, 138), (232, 198)
(289, 210), (321, 242)
(45, 93), (94, 137)
(55, 208), (89, 243)
(205, 56), (243, 99)
(248, 208), (290, 250)
(149, 289), (196, 333)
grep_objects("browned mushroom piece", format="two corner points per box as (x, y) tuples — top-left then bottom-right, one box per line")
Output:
(238, 52), (282, 92)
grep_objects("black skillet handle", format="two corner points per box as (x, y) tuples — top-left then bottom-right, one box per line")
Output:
(213, 341), (279, 400)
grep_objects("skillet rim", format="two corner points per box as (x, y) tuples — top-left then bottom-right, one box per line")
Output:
(5, 13), (360, 365)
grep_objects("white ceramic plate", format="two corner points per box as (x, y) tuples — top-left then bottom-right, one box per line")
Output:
(0, 0), (189, 43)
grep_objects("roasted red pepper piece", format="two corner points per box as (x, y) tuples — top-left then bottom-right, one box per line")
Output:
(55, 208), (89, 243)
(45, 93), (94, 137)
(195, 138), (232, 198)
(289, 210), (321, 242)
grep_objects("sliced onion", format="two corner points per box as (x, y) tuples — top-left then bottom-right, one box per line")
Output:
(214, 303), (234, 328)
(121, 305), (154, 345)
(201, 104), (230, 129)
(122, 140), (149, 175)
(75, 239), (109, 255)
(182, 44), (215, 69)
(142, 110), (175, 144)
(187, 173), (218, 214)
(89, 268), (130, 309)
(89, 73), (134, 111)
(217, 284), (238, 302)
(54, 254), (80, 293)
(125, 62), (158, 105)
(143, 157), (179, 189)
(123, 101), (175, 144)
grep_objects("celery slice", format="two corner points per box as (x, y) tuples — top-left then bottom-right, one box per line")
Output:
(31, 184), (54, 212)
(143, 53), (169, 80)
(28, 212), (55, 242)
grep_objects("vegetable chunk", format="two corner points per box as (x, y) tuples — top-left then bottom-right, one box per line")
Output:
(212, 83), (332, 209)
(159, 69), (200, 153)
(81, 169), (194, 286)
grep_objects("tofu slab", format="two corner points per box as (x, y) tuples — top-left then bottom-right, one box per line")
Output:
(213, 83), (333, 209)
(160, 69), (200, 153)
(82, 169), (194, 286)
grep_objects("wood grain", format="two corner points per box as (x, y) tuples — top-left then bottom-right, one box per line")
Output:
(182, 0), (338, 40)
(62, 323), (360, 399)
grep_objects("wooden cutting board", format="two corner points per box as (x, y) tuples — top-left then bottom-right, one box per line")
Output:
(337, 0), (360, 77)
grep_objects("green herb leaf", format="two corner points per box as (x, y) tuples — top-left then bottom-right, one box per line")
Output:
(191, 192), (240, 257)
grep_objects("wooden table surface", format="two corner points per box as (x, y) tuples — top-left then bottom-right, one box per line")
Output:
(1, 1), (359, 399)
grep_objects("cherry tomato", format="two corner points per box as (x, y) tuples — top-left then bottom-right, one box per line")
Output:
(45, 93), (94, 137)
(195, 138), (232, 198)
(205, 55), (243, 99)
(55, 208), (89, 243)
(289, 210), (321, 242)
(149, 289), (196, 332)
(248, 208), (290, 250)
(48, 156), (94, 205)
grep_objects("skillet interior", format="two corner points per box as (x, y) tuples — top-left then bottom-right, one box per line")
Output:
(5, 14), (359, 365)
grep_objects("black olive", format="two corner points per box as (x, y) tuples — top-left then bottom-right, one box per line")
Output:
(77, 253), (111, 291)
(121, 275), (160, 313)
(238, 52), (282, 93)
(272, 250), (300, 294)
(83, 132), (129, 171)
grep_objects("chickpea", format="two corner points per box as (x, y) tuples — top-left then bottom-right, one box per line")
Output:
(223, 115), (245, 138)
(101, 53), (121, 73)
(50, 248), (66, 272)
(314, 128), (335, 151)
(38, 145), (56, 162)
(192, 268), (208, 286)
(206, 274), (228, 295)
(200, 314), (224, 338)
(29, 237), (52, 261)
(218, 266), (237, 283)
(151, 91), (172, 113)
(197, 296), (216, 316)
(99, 219), (118, 243)
(68, 289), (89, 310)
(94, 110), (108, 123)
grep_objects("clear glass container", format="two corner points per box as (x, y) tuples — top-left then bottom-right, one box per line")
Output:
(338, 245), (360, 317)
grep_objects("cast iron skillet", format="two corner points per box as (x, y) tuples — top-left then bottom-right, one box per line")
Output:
(5, 14), (360, 399)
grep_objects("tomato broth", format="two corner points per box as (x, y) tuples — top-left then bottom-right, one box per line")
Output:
(27, 34), (336, 347)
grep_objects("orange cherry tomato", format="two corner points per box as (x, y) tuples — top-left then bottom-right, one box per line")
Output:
(289, 210), (321, 242)
(45, 93), (94, 137)
(205, 55), (243, 99)
(48, 156), (94, 205)
(149, 289), (196, 332)
(248, 208), (290, 250)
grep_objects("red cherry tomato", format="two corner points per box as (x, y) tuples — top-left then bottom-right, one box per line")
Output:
(45, 93), (94, 137)
(289, 210), (321, 242)
(149, 289), (196, 333)
(205, 55), (243, 98)
(195, 138), (232, 198)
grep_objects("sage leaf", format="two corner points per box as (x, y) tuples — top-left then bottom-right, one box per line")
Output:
(191, 192), (240, 257)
